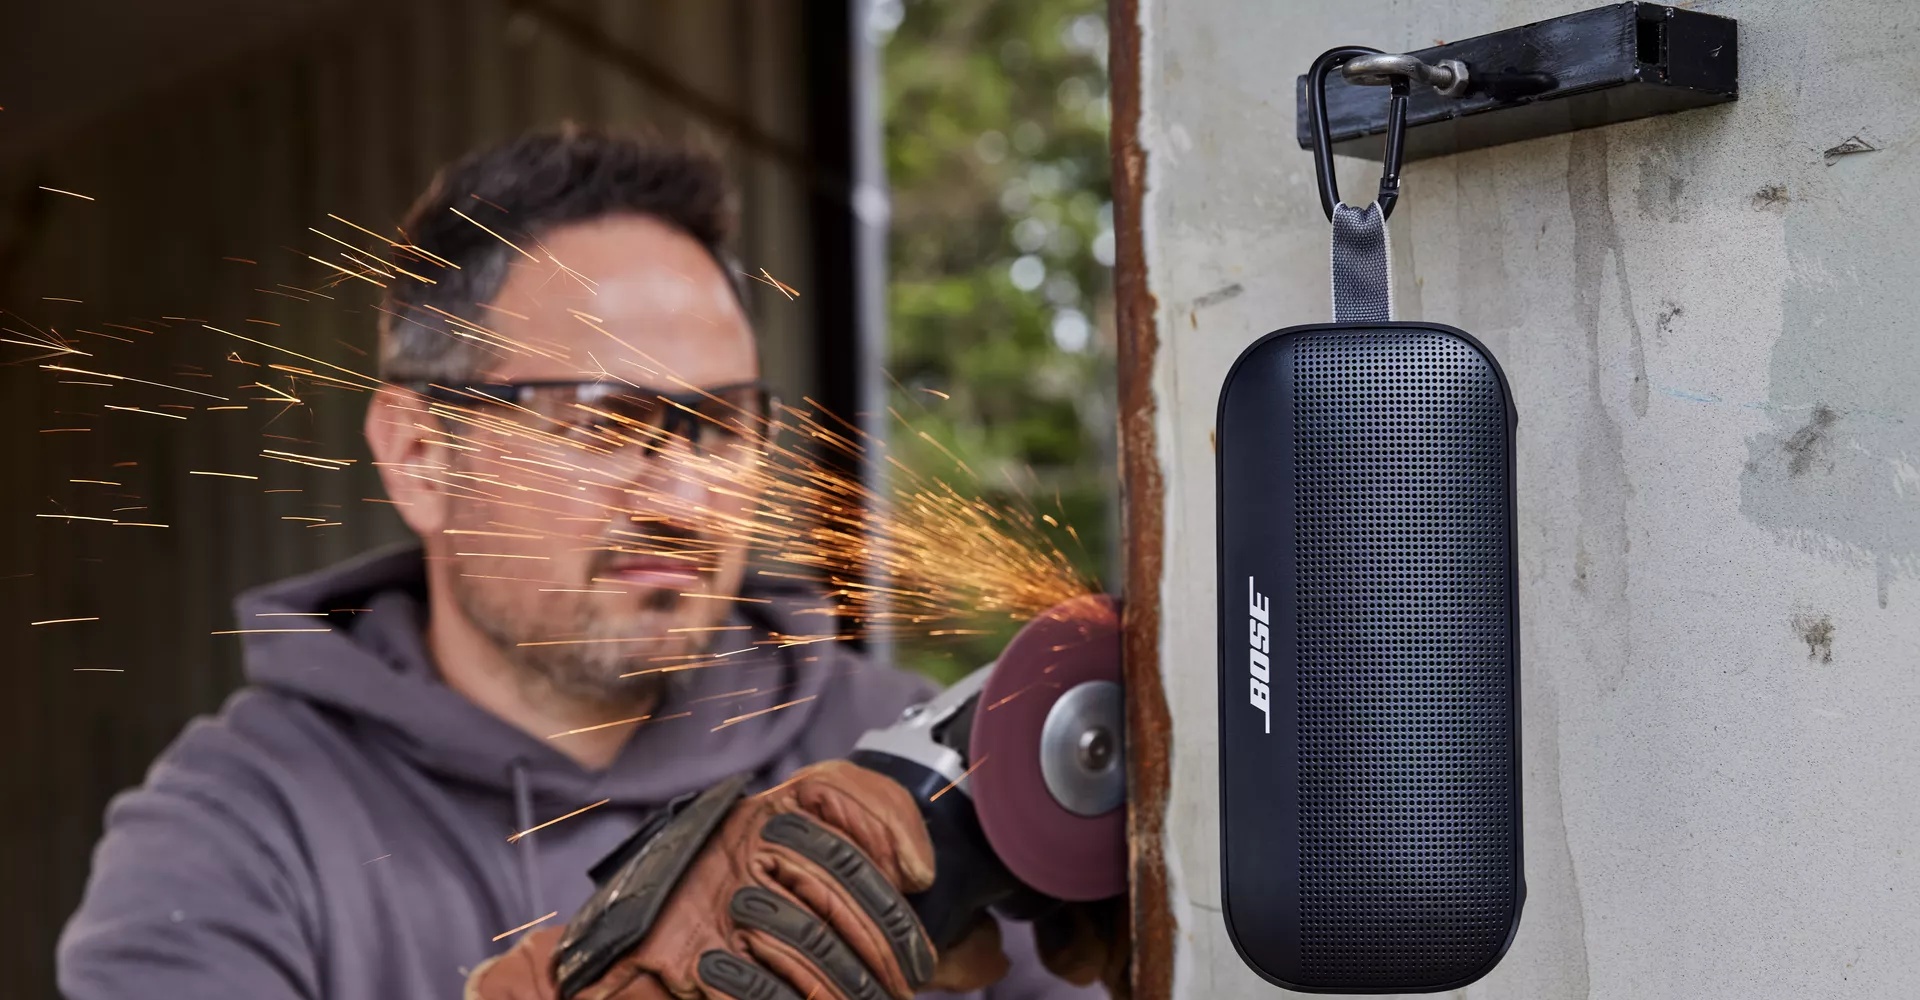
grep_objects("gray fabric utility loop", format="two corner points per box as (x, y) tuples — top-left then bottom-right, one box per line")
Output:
(1330, 201), (1391, 323)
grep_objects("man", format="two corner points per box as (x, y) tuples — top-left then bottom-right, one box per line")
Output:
(57, 129), (1114, 999)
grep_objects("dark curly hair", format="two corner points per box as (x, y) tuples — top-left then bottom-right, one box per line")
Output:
(379, 126), (739, 382)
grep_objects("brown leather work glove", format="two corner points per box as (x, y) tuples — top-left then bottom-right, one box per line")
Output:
(466, 760), (1010, 1000)
(1034, 895), (1131, 1000)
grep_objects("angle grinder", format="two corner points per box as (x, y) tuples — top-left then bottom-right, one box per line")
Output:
(850, 593), (1128, 950)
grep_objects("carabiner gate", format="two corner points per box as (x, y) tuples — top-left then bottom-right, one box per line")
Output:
(1309, 46), (1410, 221)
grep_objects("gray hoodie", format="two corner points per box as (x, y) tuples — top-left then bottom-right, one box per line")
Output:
(56, 546), (1102, 1000)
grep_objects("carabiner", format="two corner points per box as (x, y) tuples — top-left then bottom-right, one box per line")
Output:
(1309, 46), (1409, 221)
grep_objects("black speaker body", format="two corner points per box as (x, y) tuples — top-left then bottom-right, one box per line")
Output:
(1216, 322), (1523, 993)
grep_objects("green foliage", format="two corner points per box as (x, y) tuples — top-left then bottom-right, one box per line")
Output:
(880, 0), (1115, 683)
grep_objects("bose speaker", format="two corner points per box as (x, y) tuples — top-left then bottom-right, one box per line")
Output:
(1216, 321), (1523, 993)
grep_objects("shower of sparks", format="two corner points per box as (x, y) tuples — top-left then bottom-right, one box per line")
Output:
(10, 214), (1100, 719)
(507, 799), (611, 843)
(491, 912), (558, 942)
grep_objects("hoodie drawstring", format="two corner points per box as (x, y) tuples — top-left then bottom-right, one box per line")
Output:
(509, 760), (541, 918)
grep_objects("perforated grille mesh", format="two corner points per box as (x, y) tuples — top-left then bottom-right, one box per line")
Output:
(1291, 330), (1514, 988)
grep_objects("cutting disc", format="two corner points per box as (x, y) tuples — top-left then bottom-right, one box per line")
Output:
(968, 593), (1126, 902)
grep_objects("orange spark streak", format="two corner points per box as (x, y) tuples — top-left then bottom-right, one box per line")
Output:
(1, 337), (86, 355)
(207, 325), (383, 388)
(712, 695), (818, 732)
(39, 186), (94, 201)
(450, 207), (538, 261)
(211, 628), (333, 635)
(69, 479), (120, 486)
(516, 636), (672, 647)
(667, 625), (754, 633)
(929, 754), (991, 803)
(546, 715), (653, 739)
(261, 448), (355, 466)
(190, 471), (258, 480)
(676, 593), (773, 604)
(327, 213), (404, 248)
(31, 617), (99, 626)
(492, 912), (559, 942)
(306, 255), (386, 287)
(41, 364), (229, 400)
(507, 799), (610, 843)
(477, 302), (530, 320)
(754, 771), (811, 800)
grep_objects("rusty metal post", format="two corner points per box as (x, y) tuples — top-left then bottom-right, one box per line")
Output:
(1108, 0), (1173, 996)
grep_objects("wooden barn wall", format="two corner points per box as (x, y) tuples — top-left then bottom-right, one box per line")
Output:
(0, 0), (818, 991)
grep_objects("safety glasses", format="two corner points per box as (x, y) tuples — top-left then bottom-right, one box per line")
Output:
(403, 379), (776, 458)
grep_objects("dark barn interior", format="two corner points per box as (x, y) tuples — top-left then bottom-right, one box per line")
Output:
(0, 2), (877, 993)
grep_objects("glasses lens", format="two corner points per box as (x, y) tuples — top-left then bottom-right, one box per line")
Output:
(512, 382), (771, 455)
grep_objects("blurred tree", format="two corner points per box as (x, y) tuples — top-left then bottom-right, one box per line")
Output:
(877, 0), (1115, 683)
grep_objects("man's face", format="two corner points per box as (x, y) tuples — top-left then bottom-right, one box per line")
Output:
(427, 215), (763, 707)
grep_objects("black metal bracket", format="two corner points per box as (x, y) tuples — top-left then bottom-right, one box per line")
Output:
(1296, 3), (1737, 162)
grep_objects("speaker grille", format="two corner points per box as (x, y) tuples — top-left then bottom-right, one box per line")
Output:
(1291, 330), (1514, 988)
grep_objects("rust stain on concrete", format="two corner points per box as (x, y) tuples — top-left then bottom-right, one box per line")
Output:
(1110, 0), (1171, 995)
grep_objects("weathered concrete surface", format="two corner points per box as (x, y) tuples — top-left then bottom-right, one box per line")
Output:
(1126, 1), (1920, 996)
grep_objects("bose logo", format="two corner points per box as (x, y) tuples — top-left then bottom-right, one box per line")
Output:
(1248, 577), (1270, 733)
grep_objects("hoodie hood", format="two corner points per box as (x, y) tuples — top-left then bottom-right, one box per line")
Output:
(235, 544), (850, 807)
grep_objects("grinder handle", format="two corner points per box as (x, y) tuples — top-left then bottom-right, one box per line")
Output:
(849, 748), (1032, 952)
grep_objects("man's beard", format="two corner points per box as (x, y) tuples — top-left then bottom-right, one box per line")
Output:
(450, 563), (693, 712)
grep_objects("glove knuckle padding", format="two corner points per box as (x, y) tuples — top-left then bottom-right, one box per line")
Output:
(727, 886), (886, 1000)
(697, 950), (802, 1000)
(786, 764), (935, 892)
(759, 813), (934, 990)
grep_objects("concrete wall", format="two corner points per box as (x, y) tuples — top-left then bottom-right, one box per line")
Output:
(1123, 1), (1920, 996)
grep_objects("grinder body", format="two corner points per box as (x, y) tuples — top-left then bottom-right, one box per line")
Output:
(849, 666), (1052, 950)
(852, 594), (1129, 951)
